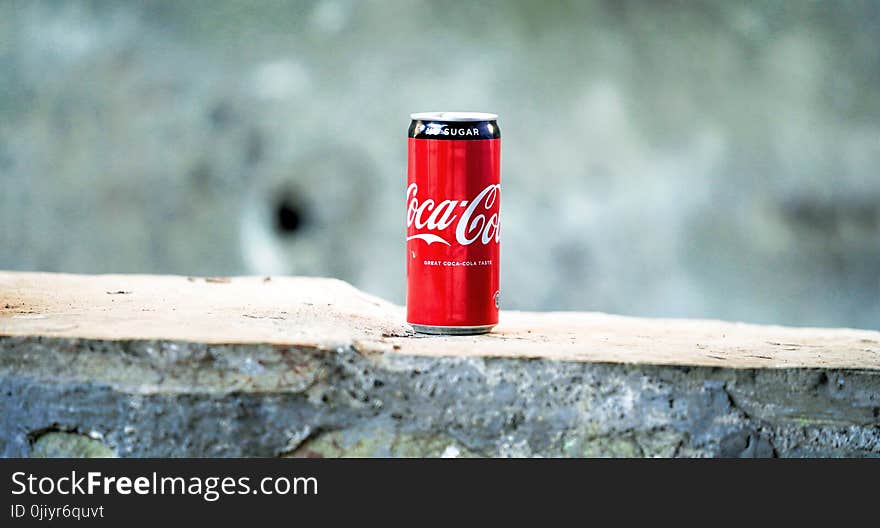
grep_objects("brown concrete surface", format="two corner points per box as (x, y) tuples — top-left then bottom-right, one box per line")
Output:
(2, 271), (878, 370)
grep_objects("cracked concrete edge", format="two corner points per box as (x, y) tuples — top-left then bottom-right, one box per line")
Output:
(3, 334), (880, 398)
(0, 336), (330, 395)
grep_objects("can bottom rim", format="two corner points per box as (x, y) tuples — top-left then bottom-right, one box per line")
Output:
(409, 323), (495, 336)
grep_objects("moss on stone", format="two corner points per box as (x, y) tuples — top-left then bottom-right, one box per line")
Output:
(564, 428), (685, 458)
(290, 427), (476, 458)
(31, 432), (116, 458)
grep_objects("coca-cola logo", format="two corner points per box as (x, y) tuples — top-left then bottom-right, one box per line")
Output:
(406, 183), (500, 246)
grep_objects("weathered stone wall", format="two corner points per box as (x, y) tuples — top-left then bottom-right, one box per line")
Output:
(3, 337), (879, 458)
(1, 273), (878, 458)
(1, 1), (879, 329)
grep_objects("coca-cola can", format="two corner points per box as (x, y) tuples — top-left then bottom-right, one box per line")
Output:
(406, 111), (501, 335)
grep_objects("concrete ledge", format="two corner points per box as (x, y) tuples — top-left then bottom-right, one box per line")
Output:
(2, 272), (879, 457)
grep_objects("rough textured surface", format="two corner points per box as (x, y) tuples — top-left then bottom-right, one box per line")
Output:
(3, 338), (880, 458)
(2, 272), (879, 370)
(2, 1), (880, 329)
(1, 272), (879, 458)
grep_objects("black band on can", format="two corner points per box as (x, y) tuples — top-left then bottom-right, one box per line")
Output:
(409, 119), (500, 140)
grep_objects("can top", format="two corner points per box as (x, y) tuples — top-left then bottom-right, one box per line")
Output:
(410, 111), (498, 122)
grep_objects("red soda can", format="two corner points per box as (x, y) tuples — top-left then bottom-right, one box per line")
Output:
(406, 112), (501, 335)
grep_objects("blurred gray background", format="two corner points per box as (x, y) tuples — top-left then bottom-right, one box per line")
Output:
(1, 0), (878, 329)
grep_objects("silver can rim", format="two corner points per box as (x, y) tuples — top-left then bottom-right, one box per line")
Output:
(410, 111), (498, 122)
(409, 323), (496, 336)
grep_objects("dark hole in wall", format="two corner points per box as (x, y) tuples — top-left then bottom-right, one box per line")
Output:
(209, 101), (235, 129)
(783, 198), (880, 234)
(26, 424), (69, 445)
(274, 193), (308, 236)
